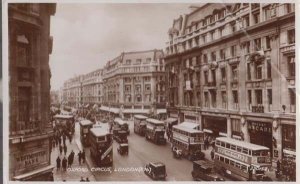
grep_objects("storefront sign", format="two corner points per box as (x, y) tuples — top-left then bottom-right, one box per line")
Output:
(16, 150), (47, 168)
(248, 121), (272, 133)
(217, 147), (249, 163)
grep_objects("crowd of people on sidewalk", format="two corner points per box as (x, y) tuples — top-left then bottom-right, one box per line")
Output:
(275, 157), (296, 181)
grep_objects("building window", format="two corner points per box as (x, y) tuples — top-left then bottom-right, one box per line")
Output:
(136, 59), (142, 64)
(18, 87), (31, 123)
(135, 85), (141, 93)
(211, 30), (215, 40)
(247, 63), (251, 80)
(232, 90), (239, 105)
(30, 4), (40, 15)
(288, 56), (295, 77)
(265, 36), (271, 49)
(125, 85), (131, 92)
(203, 54), (208, 63)
(231, 65), (238, 81)
(255, 90), (263, 105)
(204, 71), (209, 85)
(221, 67), (226, 82)
(282, 125), (296, 150)
(126, 59), (131, 65)
(253, 12), (260, 24)
(254, 38), (261, 51)
(220, 49), (225, 60)
(210, 91), (216, 108)
(202, 34), (206, 44)
(248, 90), (252, 104)
(219, 26), (224, 38)
(222, 91), (227, 108)
(230, 45), (237, 57)
(196, 71), (201, 85)
(219, 9), (225, 19)
(231, 119), (241, 134)
(286, 3), (295, 14)
(231, 22), (236, 32)
(289, 89), (296, 105)
(288, 29), (295, 44)
(267, 89), (272, 105)
(243, 16), (250, 27)
(144, 94), (150, 102)
(136, 95), (141, 102)
(197, 92), (201, 106)
(245, 41), (250, 54)
(204, 92), (209, 107)
(211, 51), (216, 61)
(145, 58), (151, 63)
(255, 61), (263, 79)
(267, 59), (272, 79)
(145, 84), (151, 91)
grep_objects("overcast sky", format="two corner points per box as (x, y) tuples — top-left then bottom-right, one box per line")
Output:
(49, 3), (200, 90)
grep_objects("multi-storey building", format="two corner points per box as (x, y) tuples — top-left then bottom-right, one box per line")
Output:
(62, 75), (82, 108)
(165, 3), (295, 162)
(101, 50), (166, 120)
(81, 68), (103, 106)
(8, 3), (56, 181)
(50, 90), (60, 105)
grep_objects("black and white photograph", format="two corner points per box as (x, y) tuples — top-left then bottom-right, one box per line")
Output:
(2, 0), (297, 182)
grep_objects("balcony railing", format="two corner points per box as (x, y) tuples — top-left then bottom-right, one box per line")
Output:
(252, 105), (264, 113)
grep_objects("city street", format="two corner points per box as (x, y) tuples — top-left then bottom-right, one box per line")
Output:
(75, 120), (195, 181)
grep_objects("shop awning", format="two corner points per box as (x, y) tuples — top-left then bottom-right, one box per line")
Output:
(165, 117), (178, 123)
(14, 165), (54, 181)
(203, 128), (213, 133)
(109, 107), (120, 114)
(100, 106), (109, 111)
(157, 109), (167, 114)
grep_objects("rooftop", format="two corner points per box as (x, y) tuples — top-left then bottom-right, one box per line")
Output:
(216, 137), (270, 151)
(90, 127), (109, 137)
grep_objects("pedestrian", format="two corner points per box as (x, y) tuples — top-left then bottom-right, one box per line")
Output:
(277, 159), (281, 171)
(68, 133), (73, 143)
(62, 157), (67, 171)
(80, 176), (85, 182)
(210, 149), (215, 160)
(58, 136), (62, 145)
(59, 145), (63, 155)
(78, 151), (82, 165)
(86, 177), (90, 182)
(64, 145), (67, 155)
(248, 166), (253, 181)
(56, 156), (61, 171)
(82, 150), (86, 163)
(68, 154), (72, 167)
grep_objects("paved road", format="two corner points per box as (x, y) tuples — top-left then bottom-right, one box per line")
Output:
(75, 120), (194, 181)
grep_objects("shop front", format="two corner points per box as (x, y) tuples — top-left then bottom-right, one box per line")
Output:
(282, 124), (296, 160)
(202, 116), (227, 138)
(248, 121), (273, 157)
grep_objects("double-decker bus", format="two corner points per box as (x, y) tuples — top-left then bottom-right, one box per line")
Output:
(171, 123), (204, 160)
(134, 115), (148, 136)
(79, 120), (93, 146)
(53, 114), (75, 135)
(89, 127), (113, 166)
(214, 137), (272, 181)
(114, 118), (130, 135)
(145, 118), (166, 145)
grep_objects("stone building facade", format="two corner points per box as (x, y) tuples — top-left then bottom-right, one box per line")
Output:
(101, 50), (166, 120)
(81, 68), (103, 106)
(62, 75), (82, 108)
(8, 3), (56, 181)
(165, 3), (295, 162)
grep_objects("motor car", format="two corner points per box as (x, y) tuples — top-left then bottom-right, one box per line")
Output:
(115, 130), (128, 143)
(117, 143), (129, 155)
(191, 160), (224, 181)
(144, 162), (167, 181)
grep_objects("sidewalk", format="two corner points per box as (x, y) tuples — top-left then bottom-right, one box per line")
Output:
(50, 134), (96, 181)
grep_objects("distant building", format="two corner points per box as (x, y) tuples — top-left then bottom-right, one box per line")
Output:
(8, 3), (56, 181)
(62, 75), (82, 108)
(165, 3), (295, 161)
(101, 50), (166, 120)
(50, 90), (60, 106)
